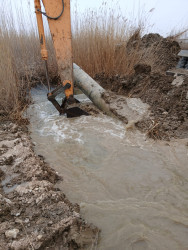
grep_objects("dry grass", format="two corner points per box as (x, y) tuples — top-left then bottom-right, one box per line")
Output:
(0, 0), (180, 120)
(72, 5), (146, 77)
(0, 2), (36, 120)
(0, 33), (19, 114)
(0, 2), (147, 120)
(0, 30), (33, 121)
(0, 1), (57, 120)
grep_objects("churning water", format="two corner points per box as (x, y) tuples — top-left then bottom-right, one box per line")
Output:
(28, 86), (188, 250)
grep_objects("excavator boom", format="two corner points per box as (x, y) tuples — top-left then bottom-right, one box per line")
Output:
(42, 0), (73, 94)
(34, 0), (87, 117)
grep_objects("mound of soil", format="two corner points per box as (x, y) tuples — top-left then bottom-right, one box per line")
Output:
(0, 121), (99, 249)
(96, 64), (188, 140)
(127, 33), (181, 73)
(95, 33), (188, 140)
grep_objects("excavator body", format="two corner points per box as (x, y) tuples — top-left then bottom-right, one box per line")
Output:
(34, 0), (88, 117)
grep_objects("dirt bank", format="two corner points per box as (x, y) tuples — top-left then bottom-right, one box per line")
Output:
(0, 120), (99, 249)
(97, 67), (188, 140)
(127, 33), (180, 72)
(95, 34), (188, 140)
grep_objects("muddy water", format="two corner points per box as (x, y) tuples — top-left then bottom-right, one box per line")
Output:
(28, 87), (188, 250)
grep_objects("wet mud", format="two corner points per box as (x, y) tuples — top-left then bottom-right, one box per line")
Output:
(1, 32), (187, 249)
(78, 103), (102, 116)
(95, 34), (188, 140)
(97, 69), (188, 140)
(27, 91), (188, 250)
(101, 91), (150, 124)
(0, 120), (99, 249)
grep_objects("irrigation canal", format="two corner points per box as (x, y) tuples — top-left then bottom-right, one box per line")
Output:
(28, 86), (188, 250)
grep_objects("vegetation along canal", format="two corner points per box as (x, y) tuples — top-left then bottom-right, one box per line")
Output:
(28, 87), (188, 250)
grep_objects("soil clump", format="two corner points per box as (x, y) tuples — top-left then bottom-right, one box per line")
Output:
(0, 120), (99, 249)
(74, 103), (103, 116)
(96, 67), (188, 140)
(95, 34), (188, 140)
(127, 33), (181, 72)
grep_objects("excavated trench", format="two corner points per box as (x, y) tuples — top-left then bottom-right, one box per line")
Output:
(27, 86), (188, 250)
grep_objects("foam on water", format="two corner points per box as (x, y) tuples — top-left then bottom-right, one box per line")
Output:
(29, 98), (129, 144)
(28, 87), (188, 250)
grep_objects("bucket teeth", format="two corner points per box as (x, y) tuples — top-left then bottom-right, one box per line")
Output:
(48, 93), (89, 117)
(65, 107), (89, 118)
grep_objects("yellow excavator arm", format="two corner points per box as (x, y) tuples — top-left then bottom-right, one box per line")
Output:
(34, 0), (86, 117)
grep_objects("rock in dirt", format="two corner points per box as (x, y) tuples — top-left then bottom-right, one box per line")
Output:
(5, 229), (19, 239)
(171, 75), (184, 86)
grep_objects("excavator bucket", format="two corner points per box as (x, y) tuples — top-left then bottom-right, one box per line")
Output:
(47, 82), (89, 118)
(35, 0), (89, 118)
(66, 107), (89, 118)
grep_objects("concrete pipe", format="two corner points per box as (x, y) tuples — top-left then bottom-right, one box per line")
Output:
(73, 63), (113, 116)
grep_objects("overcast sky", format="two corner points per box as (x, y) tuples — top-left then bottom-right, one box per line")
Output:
(74, 0), (188, 35)
(1, 0), (188, 36)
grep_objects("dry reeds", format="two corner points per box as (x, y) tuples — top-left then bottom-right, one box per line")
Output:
(0, 1), (147, 120)
(72, 5), (145, 77)
(1, 0), (175, 120)
(0, 32), (19, 114)
(0, 1), (56, 120)
(0, 2), (36, 119)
